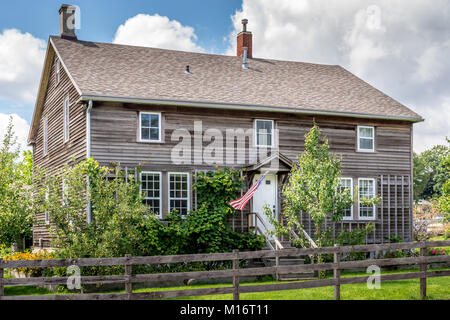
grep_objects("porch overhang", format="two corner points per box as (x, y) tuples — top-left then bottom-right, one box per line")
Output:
(245, 151), (294, 174)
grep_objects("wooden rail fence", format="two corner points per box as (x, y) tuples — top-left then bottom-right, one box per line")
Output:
(0, 241), (449, 300)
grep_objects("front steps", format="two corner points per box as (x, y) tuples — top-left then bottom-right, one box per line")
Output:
(262, 256), (315, 280)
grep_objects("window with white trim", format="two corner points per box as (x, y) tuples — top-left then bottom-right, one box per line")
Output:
(357, 126), (375, 152)
(169, 173), (190, 216)
(141, 172), (162, 217)
(339, 178), (353, 220)
(255, 119), (274, 147)
(62, 178), (68, 206)
(139, 112), (161, 142)
(55, 58), (60, 86)
(63, 96), (70, 142)
(43, 115), (48, 156)
(358, 178), (376, 220)
(44, 189), (50, 225)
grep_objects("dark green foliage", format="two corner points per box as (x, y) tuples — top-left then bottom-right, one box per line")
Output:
(164, 168), (265, 254)
(415, 144), (450, 201)
(39, 163), (264, 276)
(0, 119), (34, 249)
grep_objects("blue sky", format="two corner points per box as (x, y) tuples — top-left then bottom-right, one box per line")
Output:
(0, 0), (449, 152)
(0, 0), (242, 123)
(0, 0), (241, 52)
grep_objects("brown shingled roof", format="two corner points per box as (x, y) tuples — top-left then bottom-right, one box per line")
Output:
(51, 36), (421, 120)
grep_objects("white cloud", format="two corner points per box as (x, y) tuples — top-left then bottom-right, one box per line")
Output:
(113, 14), (204, 52)
(0, 29), (46, 105)
(0, 113), (31, 151)
(227, 0), (450, 152)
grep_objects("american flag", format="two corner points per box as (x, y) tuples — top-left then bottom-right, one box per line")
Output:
(229, 174), (266, 211)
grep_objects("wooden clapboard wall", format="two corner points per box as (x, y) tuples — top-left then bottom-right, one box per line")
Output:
(31, 49), (86, 248)
(90, 102), (413, 242)
(90, 102), (412, 175)
(32, 86), (414, 247)
(297, 175), (413, 243)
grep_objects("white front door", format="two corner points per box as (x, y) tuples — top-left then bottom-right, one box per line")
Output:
(252, 174), (278, 238)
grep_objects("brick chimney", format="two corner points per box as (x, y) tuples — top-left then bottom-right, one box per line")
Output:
(59, 4), (77, 40)
(237, 19), (252, 58)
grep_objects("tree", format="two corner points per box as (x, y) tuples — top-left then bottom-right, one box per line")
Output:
(0, 118), (34, 250)
(38, 158), (158, 258)
(413, 152), (431, 203)
(421, 145), (450, 199)
(437, 138), (450, 224)
(268, 125), (378, 253)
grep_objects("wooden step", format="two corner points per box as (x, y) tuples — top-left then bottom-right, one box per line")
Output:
(278, 274), (315, 281)
(264, 258), (306, 266)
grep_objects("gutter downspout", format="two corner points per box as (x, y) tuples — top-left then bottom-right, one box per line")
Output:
(86, 100), (93, 224)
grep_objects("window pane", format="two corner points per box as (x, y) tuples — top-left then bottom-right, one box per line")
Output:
(339, 179), (352, 218)
(360, 138), (373, 150)
(359, 127), (373, 138)
(150, 128), (159, 140)
(141, 114), (150, 127)
(141, 128), (150, 140)
(266, 133), (272, 146)
(150, 114), (159, 128)
(256, 120), (273, 146)
(169, 173), (189, 215)
(141, 173), (161, 215)
(359, 179), (375, 218)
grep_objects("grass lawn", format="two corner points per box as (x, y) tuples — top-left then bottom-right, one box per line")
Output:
(5, 268), (450, 300)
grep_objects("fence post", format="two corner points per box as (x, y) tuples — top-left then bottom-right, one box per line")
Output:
(125, 254), (132, 296)
(0, 258), (4, 300)
(420, 246), (427, 300)
(232, 249), (240, 300)
(334, 244), (341, 301)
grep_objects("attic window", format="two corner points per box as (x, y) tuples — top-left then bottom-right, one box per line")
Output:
(139, 112), (161, 142)
(55, 58), (61, 86)
(255, 119), (274, 147)
(357, 126), (375, 152)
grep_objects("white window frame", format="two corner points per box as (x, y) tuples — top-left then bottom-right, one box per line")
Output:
(44, 189), (50, 225)
(55, 58), (60, 86)
(358, 178), (376, 221)
(168, 172), (190, 217)
(140, 171), (162, 218)
(254, 119), (275, 148)
(63, 96), (70, 143)
(139, 112), (162, 143)
(62, 178), (68, 206)
(357, 126), (375, 152)
(339, 178), (353, 221)
(43, 115), (48, 156)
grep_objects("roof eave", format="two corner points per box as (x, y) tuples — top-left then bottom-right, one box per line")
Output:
(80, 94), (425, 123)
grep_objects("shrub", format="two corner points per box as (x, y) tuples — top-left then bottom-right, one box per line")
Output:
(37, 159), (162, 261)
(0, 120), (35, 250)
(35, 162), (264, 276)
(161, 168), (265, 254)
(0, 244), (10, 258)
(3, 251), (53, 277)
(424, 248), (448, 256)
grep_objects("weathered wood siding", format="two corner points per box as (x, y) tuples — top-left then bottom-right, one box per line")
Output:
(91, 103), (412, 173)
(32, 50), (85, 248)
(90, 102), (413, 242)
